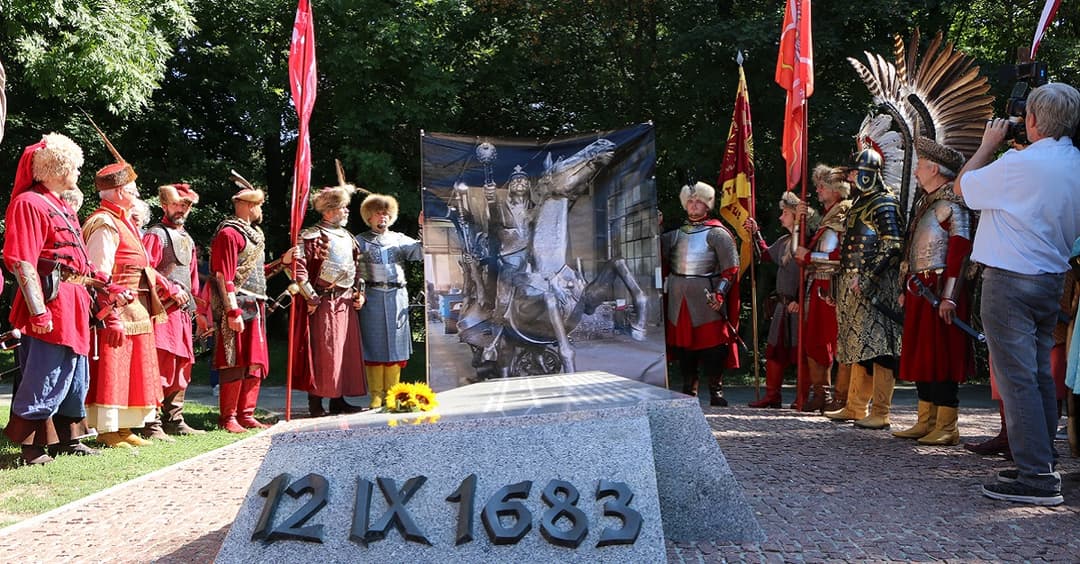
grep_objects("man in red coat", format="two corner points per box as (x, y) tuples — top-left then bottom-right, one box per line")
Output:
(144, 183), (205, 436)
(661, 182), (741, 406)
(893, 138), (974, 445)
(209, 179), (276, 433)
(84, 160), (189, 448)
(3, 134), (129, 464)
(291, 183), (367, 416)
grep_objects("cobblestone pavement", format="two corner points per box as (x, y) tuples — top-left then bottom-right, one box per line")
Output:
(0, 387), (1076, 562)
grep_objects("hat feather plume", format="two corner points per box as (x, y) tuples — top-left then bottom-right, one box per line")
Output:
(80, 108), (124, 163)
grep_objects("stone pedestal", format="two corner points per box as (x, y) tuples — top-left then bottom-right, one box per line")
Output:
(216, 372), (763, 562)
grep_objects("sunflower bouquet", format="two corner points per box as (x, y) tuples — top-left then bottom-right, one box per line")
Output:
(383, 382), (439, 413)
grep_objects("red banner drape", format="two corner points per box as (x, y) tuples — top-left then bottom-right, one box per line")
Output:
(775, 0), (813, 191)
(289, 0), (317, 246)
(718, 64), (755, 279)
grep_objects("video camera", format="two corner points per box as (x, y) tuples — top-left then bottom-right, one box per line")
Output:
(1000, 61), (1048, 145)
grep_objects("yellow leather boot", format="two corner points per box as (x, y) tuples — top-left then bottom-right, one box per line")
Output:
(366, 365), (386, 409)
(854, 364), (895, 429)
(385, 364), (402, 390)
(893, 400), (937, 439)
(825, 363), (871, 421)
(96, 432), (133, 449)
(918, 406), (960, 445)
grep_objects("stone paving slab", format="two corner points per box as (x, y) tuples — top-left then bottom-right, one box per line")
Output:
(0, 387), (1076, 562)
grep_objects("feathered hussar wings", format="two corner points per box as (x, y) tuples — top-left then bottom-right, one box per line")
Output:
(849, 29), (994, 160)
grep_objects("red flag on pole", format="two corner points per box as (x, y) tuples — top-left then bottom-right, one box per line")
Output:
(718, 61), (756, 279)
(775, 0), (813, 190)
(289, 0), (317, 246)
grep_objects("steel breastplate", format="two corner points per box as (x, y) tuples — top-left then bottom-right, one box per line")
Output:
(315, 226), (356, 288)
(908, 202), (950, 273)
(671, 225), (722, 276)
(219, 218), (266, 297)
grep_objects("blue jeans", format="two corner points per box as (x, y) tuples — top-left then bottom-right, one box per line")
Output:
(981, 267), (1062, 491)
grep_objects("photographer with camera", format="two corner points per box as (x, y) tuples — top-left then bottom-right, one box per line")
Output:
(955, 82), (1080, 506)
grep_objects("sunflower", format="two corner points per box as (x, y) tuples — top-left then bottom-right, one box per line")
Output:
(411, 383), (438, 412)
(385, 382), (418, 412)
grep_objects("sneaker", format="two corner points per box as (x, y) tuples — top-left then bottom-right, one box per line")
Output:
(1055, 425), (1068, 441)
(996, 469), (1018, 484)
(981, 481), (1063, 506)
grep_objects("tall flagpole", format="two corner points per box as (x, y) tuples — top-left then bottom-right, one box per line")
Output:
(741, 51), (761, 400)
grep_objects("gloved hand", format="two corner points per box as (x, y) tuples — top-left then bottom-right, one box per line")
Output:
(29, 311), (54, 334)
(107, 283), (134, 307)
(101, 318), (125, 347)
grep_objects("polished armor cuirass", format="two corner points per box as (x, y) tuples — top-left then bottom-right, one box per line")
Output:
(809, 228), (840, 279)
(908, 191), (971, 274)
(670, 225), (738, 277)
(148, 224), (196, 311)
(317, 226), (357, 289)
(841, 192), (902, 276)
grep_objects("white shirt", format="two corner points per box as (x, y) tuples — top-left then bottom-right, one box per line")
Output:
(963, 137), (1080, 274)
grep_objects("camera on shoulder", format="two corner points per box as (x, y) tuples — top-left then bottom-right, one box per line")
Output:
(999, 61), (1048, 145)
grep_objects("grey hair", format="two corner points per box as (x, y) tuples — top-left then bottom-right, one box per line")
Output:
(936, 163), (957, 180)
(1027, 82), (1080, 140)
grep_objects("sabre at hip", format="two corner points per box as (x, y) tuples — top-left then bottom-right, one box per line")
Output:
(703, 288), (748, 352)
(907, 276), (986, 343)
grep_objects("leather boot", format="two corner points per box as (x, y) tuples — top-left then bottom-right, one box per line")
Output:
(120, 428), (153, 447)
(96, 432), (134, 449)
(826, 363), (871, 421)
(366, 365), (386, 409)
(138, 415), (176, 443)
(824, 363), (850, 412)
(385, 364), (402, 389)
(893, 400), (937, 439)
(49, 415), (100, 457)
(709, 374), (727, 407)
(4, 415), (59, 463)
(162, 389), (206, 435)
(918, 405), (960, 445)
(218, 379), (247, 433)
(237, 377), (270, 429)
(308, 394), (327, 417)
(802, 384), (830, 414)
(964, 401), (1010, 456)
(329, 397), (365, 414)
(854, 364), (894, 429)
(748, 360), (783, 408)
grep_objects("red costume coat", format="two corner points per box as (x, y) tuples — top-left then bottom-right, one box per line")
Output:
(289, 225), (366, 397)
(144, 222), (199, 390)
(3, 186), (94, 354)
(83, 201), (173, 429)
(209, 223), (270, 375)
(800, 221), (843, 367)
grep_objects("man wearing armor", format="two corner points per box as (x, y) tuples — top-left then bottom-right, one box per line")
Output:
(824, 148), (903, 429)
(143, 183), (205, 436)
(3, 134), (128, 464)
(487, 165), (534, 320)
(661, 181), (741, 407)
(356, 194), (422, 408)
(291, 183), (367, 416)
(957, 83), (1080, 506)
(893, 138), (973, 445)
(210, 182), (277, 433)
(83, 160), (190, 448)
(796, 165), (852, 412)
(744, 192), (815, 409)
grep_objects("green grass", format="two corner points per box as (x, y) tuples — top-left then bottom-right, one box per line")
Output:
(0, 403), (257, 528)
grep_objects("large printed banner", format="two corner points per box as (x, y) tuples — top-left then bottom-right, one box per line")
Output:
(420, 124), (666, 391)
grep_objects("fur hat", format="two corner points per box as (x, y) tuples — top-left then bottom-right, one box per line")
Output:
(31, 133), (84, 185)
(229, 170), (265, 204)
(312, 184), (357, 214)
(360, 194), (399, 228)
(679, 181), (716, 211)
(915, 137), (965, 176)
(94, 161), (138, 192)
(158, 183), (199, 206)
(779, 191), (803, 210)
(811, 164), (851, 198)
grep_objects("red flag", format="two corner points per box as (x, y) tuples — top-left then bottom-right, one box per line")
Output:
(1030, 0), (1062, 59)
(775, 0), (813, 190)
(289, 0), (317, 245)
(718, 64), (756, 279)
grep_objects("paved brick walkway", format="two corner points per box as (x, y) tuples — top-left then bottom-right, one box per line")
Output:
(0, 387), (1076, 562)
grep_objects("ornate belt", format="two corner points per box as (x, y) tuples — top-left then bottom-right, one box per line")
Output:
(368, 281), (404, 289)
